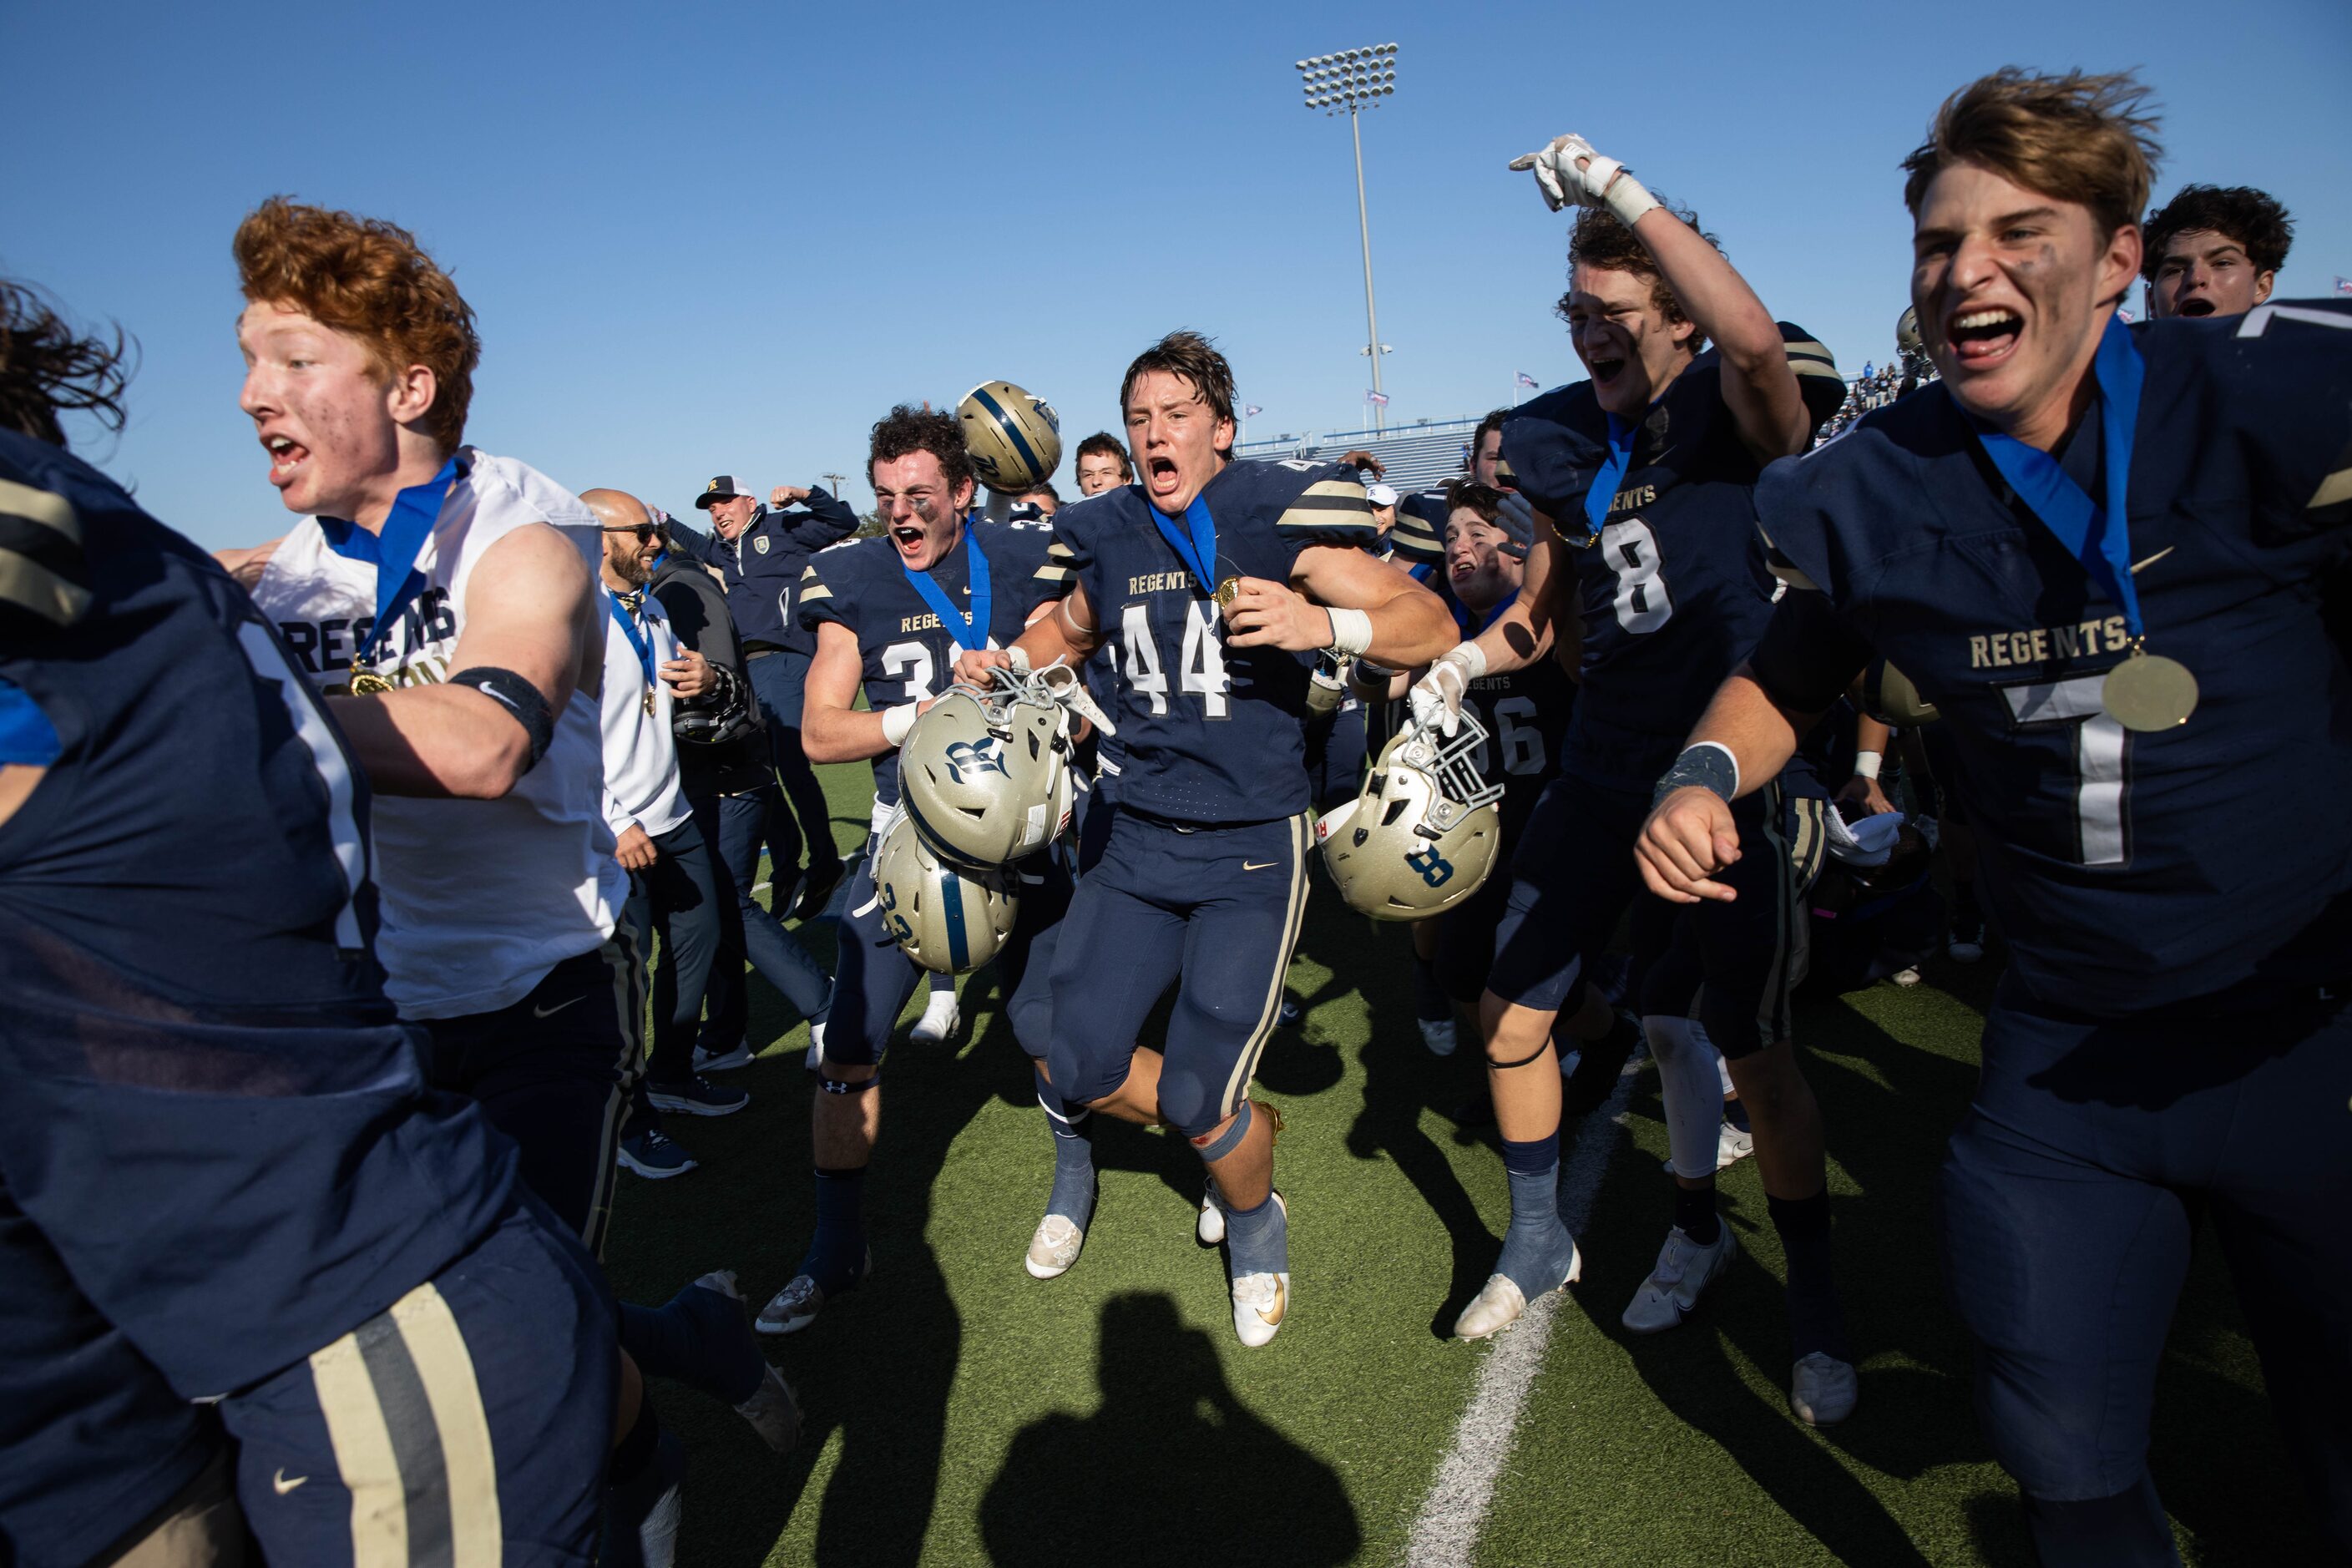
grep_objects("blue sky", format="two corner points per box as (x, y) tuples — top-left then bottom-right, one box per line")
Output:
(8, 0), (2348, 548)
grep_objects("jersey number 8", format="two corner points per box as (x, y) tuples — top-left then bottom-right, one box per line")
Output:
(1601, 518), (1674, 634)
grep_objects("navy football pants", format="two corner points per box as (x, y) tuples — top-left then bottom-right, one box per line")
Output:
(224, 1206), (616, 1567)
(822, 837), (1070, 1069)
(1047, 811), (1312, 1137)
(417, 936), (644, 1258)
(1941, 974), (2352, 1550)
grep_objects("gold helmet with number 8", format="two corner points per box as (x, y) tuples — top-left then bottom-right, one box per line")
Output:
(900, 675), (1073, 871)
(957, 380), (1063, 496)
(1316, 713), (1505, 920)
(871, 809), (1021, 974)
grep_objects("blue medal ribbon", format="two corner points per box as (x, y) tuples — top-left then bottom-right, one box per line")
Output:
(1454, 588), (1520, 637)
(1147, 492), (1219, 596)
(607, 593), (659, 695)
(1971, 315), (2147, 637)
(1581, 413), (1638, 542)
(901, 525), (990, 650)
(329, 454), (463, 670)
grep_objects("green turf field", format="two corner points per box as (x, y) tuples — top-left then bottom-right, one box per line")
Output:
(602, 764), (2320, 1566)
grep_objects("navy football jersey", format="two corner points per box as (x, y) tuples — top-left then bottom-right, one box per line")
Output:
(1754, 303), (2352, 1014)
(1388, 486), (1452, 566)
(1503, 324), (1844, 792)
(1458, 649), (1574, 839)
(799, 515), (1064, 808)
(1046, 460), (1381, 822)
(0, 432), (520, 1396)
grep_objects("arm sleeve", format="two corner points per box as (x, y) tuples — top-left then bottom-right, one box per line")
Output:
(792, 489), (862, 549)
(661, 518), (716, 565)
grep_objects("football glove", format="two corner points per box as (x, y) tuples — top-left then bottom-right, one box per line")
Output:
(1508, 134), (1661, 228)
(1408, 642), (1487, 738)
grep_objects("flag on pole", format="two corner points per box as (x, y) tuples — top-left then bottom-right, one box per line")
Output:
(1244, 404), (1262, 417)
(1365, 389), (1389, 407)
(2336, 276), (2352, 296)
(1515, 372), (1539, 388)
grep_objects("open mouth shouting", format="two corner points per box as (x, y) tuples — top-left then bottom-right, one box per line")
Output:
(1945, 306), (2024, 368)
(1145, 454), (1182, 500)
(262, 431), (310, 489)
(2172, 295), (2216, 318)
(890, 520), (928, 561)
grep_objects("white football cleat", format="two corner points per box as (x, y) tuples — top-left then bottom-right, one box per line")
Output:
(1791, 1351), (1859, 1426)
(911, 989), (959, 1044)
(1671, 1121), (1756, 1172)
(754, 1249), (871, 1336)
(1454, 1236), (1582, 1342)
(1228, 1193), (1290, 1348)
(1196, 1177), (1226, 1246)
(1419, 1016), (1458, 1057)
(1024, 1214), (1085, 1280)
(1621, 1223), (1737, 1334)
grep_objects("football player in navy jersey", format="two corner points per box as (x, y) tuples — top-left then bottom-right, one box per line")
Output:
(2142, 183), (2292, 322)
(1638, 69), (2352, 1559)
(0, 279), (619, 1565)
(757, 404), (1076, 1333)
(1407, 139), (1849, 1390)
(1070, 432), (1134, 869)
(957, 331), (1454, 1345)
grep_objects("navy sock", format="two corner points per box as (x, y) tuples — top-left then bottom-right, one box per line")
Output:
(797, 1167), (868, 1295)
(1224, 1190), (1287, 1277)
(2020, 1472), (2175, 1568)
(617, 1279), (766, 1407)
(1495, 1133), (1577, 1297)
(1410, 957), (1449, 1024)
(1723, 1095), (1751, 1134)
(1674, 1181), (1721, 1247)
(1768, 1190), (1849, 1362)
(1036, 1065), (1096, 1228)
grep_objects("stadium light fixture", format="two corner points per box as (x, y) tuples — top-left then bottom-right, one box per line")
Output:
(1294, 42), (1402, 430)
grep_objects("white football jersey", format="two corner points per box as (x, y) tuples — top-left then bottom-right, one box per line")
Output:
(250, 448), (625, 1019)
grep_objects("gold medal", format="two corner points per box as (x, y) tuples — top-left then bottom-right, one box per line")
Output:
(349, 666), (394, 696)
(2101, 645), (2198, 732)
(643, 689), (657, 716)
(1212, 575), (1242, 611)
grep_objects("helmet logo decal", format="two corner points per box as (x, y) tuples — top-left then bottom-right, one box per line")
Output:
(942, 736), (1009, 784)
(1404, 846), (1456, 888)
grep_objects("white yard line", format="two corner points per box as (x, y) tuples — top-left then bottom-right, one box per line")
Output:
(1403, 1055), (1643, 1567)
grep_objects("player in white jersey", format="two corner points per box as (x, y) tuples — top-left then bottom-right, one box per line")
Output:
(222, 198), (793, 1559)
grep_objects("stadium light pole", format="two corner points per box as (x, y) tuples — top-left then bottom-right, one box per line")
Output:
(1297, 43), (1398, 433)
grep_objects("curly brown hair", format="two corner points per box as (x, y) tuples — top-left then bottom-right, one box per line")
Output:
(2142, 185), (2293, 280)
(0, 280), (134, 448)
(1558, 205), (1721, 356)
(233, 196), (480, 453)
(1120, 331), (1237, 455)
(1900, 68), (2162, 241)
(867, 403), (975, 493)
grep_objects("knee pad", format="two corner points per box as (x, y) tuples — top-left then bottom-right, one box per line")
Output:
(1156, 1063), (1224, 1142)
(1189, 1100), (1253, 1162)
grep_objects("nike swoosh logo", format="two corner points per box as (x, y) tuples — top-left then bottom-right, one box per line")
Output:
(534, 996), (583, 1019)
(273, 1469), (307, 1496)
(2130, 545), (2175, 574)
(1241, 860), (1279, 872)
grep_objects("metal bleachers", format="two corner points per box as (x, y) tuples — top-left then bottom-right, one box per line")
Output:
(1234, 415), (1484, 493)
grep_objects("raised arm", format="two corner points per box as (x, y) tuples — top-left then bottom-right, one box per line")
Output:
(1513, 133), (1810, 464)
(327, 521), (599, 799)
(776, 485), (860, 550)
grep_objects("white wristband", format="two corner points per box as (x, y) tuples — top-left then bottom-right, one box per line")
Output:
(1325, 606), (1373, 660)
(1449, 640), (1489, 681)
(880, 702), (920, 747)
(1603, 169), (1662, 229)
(1853, 749), (1883, 781)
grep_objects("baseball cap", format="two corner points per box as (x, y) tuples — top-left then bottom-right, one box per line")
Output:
(1365, 481), (1399, 508)
(694, 474), (749, 509)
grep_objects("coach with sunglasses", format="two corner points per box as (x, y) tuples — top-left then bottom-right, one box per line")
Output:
(665, 474), (858, 918)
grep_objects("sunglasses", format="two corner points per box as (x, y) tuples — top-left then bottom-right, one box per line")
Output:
(599, 524), (660, 542)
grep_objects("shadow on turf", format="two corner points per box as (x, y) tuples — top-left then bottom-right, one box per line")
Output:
(979, 1292), (1363, 1567)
